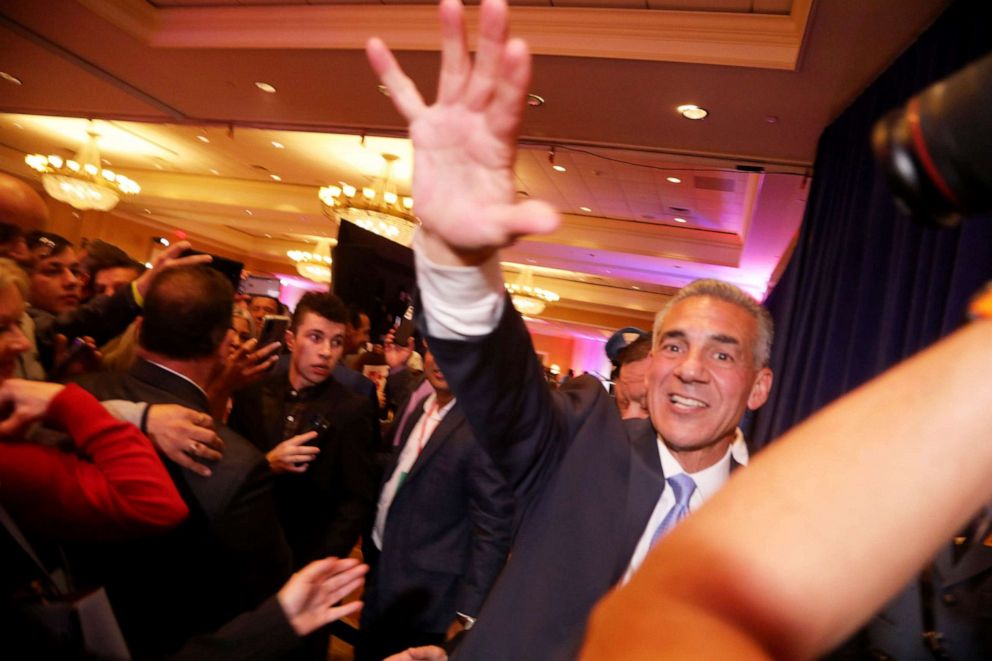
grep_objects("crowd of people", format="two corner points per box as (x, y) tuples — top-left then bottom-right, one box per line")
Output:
(1, 0), (990, 659)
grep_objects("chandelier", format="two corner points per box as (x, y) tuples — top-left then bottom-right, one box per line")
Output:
(505, 268), (560, 316)
(288, 240), (333, 284)
(25, 127), (140, 212)
(318, 153), (418, 247)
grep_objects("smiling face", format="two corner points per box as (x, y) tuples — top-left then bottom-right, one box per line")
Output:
(286, 311), (346, 390)
(0, 283), (31, 379)
(30, 246), (82, 314)
(647, 295), (772, 472)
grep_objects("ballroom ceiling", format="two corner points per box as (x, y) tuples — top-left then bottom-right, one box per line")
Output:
(0, 0), (951, 337)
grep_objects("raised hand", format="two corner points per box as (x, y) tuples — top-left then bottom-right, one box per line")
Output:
(133, 240), (212, 298)
(0, 379), (65, 436)
(384, 329), (414, 369)
(367, 0), (559, 266)
(276, 557), (368, 636)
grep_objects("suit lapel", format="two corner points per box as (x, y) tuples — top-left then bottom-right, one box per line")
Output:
(405, 406), (463, 483)
(611, 417), (665, 583)
(382, 404), (427, 484)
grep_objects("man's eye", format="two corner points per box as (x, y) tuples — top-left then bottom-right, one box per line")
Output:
(661, 344), (680, 353)
(331, 338), (344, 348)
(714, 352), (732, 362)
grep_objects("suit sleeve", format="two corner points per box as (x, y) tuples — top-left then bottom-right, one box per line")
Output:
(320, 398), (379, 557)
(454, 441), (515, 617)
(0, 384), (188, 540)
(427, 296), (583, 506)
(170, 595), (300, 661)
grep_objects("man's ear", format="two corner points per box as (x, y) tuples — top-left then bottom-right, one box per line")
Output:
(284, 328), (295, 352)
(747, 367), (773, 411)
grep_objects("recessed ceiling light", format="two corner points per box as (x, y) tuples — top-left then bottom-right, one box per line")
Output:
(579, 206), (592, 212)
(12, 122), (23, 129)
(552, 165), (567, 173)
(154, 163), (164, 170)
(209, 168), (220, 175)
(676, 104), (708, 120)
(196, 135), (210, 143)
(102, 158), (112, 166)
(526, 258), (537, 264)
(526, 94), (545, 107)
(271, 141), (284, 149)
(245, 209), (254, 215)
(632, 285), (640, 290)
(666, 176), (682, 184)
(264, 233), (272, 238)
(255, 81), (277, 93)
(765, 115), (780, 124)
(674, 217), (688, 223)
(270, 174), (282, 181)
(143, 208), (151, 214)
(0, 72), (22, 85)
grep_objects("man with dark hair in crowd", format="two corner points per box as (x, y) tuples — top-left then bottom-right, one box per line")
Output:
(0, 222), (31, 266)
(357, 333), (513, 660)
(75, 265), (294, 657)
(614, 336), (652, 420)
(249, 294), (281, 333)
(80, 239), (146, 301)
(230, 290), (378, 564)
(23, 230), (199, 373)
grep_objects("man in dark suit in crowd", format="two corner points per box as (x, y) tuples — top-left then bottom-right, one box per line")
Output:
(357, 340), (514, 660)
(229, 291), (379, 564)
(75, 265), (294, 657)
(366, 1), (773, 657)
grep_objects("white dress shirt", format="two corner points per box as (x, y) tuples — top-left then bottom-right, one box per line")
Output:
(621, 431), (749, 584)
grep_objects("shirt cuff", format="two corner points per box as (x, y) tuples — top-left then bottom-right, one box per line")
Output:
(414, 234), (505, 340)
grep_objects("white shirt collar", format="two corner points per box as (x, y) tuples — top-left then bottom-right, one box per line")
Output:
(144, 359), (209, 400)
(657, 428), (749, 500)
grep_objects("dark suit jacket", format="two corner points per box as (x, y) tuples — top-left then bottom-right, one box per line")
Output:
(427, 297), (669, 661)
(362, 371), (514, 637)
(229, 365), (378, 563)
(854, 510), (992, 660)
(75, 359), (294, 657)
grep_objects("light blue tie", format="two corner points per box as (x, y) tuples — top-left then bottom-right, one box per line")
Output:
(650, 473), (697, 547)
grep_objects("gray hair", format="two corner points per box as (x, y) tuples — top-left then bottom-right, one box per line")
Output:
(652, 279), (774, 368)
(232, 305), (256, 337)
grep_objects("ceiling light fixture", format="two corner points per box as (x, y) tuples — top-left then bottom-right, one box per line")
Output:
(24, 124), (140, 211)
(579, 206), (592, 213)
(270, 174), (282, 181)
(196, 135), (210, 143)
(677, 104), (709, 120)
(318, 152), (418, 247)
(504, 268), (560, 316)
(666, 176), (682, 183)
(0, 72), (22, 85)
(255, 81), (277, 93)
(288, 240), (333, 284)
(548, 147), (567, 173)
(526, 94), (545, 107)
(209, 168), (220, 175)
(271, 141), (285, 149)
(674, 217), (688, 223)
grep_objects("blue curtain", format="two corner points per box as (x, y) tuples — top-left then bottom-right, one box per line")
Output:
(749, 0), (992, 449)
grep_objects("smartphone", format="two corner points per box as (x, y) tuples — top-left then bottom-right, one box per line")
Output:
(259, 314), (291, 349)
(392, 304), (416, 346)
(49, 337), (96, 381)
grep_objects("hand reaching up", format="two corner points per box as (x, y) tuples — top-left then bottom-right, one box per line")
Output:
(366, 0), (559, 266)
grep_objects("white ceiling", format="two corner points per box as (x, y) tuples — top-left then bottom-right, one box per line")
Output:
(0, 0), (951, 336)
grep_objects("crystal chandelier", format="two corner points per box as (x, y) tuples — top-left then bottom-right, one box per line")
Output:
(318, 153), (418, 247)
(505, 268), (560, 316)
(24, 127), (139, 212)
(287, 241), (333, 284)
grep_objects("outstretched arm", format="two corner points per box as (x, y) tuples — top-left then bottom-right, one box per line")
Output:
(582, 318), (992, 660)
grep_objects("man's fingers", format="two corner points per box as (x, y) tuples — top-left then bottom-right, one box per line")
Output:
(255, 341), (282, 359)
(437, 0), (471, 104)
(464, 0), (510, 110)
(0, 412), (29, 437)
(284, 431), (319, 446)
(170, 449), (213, 477)
(165, 253), (212, 270)
(324, 600), (363, 625)
(487, 37), (532, 139)
(366, 38), (426, 121)
(488, 199), (560, 242)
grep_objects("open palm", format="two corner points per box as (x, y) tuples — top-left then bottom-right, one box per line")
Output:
(367, 0), (559, 257)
